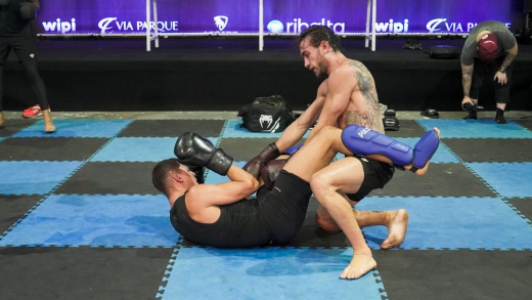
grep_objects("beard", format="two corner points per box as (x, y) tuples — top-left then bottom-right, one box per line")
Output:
(314, 60), (328, 78)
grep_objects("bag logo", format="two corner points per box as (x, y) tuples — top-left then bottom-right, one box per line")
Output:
(260, 114), (273, 129)
(259, 114), (281, 132)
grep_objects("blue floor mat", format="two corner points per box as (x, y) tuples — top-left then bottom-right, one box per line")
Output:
(416, 120), (532, 139)
(0, 194), (179, 247)
(357, 196), (532, 250)
(0, 161), (84, 195)
(467, 163), (532, 198)
(13, 120), (132, 138)
(91, 137), (218, 162)
(159, 247), (386, 300)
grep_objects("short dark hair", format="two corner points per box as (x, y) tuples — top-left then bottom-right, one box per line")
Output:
(297, 25), (342, 52)
(152, 158), (181, 196)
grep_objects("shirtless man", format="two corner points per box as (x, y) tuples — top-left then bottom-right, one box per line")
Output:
(243, 25), (425, 279)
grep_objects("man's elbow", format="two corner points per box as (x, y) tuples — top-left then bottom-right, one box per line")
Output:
(245, 177), (260, 194)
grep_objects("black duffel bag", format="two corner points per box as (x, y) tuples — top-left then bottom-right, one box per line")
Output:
(238, 95), (296, 133)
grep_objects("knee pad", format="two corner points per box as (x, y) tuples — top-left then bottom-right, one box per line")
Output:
(341, 124), (413, 166)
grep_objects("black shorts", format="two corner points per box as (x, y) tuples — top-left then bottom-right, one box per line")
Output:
(256, 170), (313, 245)
(346, 156), (395, 202)
(0, 35), (37, 65)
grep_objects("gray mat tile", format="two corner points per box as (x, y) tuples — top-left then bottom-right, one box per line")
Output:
(370, 163), (497, 197)
(442, 138), (532, 162)
(118, 120), (225, 137)
(507, 198), (532, 224)
(374, 249), (532, 300)
(0, 247), (174, 300)
(386, 120), (429, 138)
(55, 162), (159, 195)
(0, 196), (43, 235)
(0, 138), (108, 161)
(0, 119), (37, 137)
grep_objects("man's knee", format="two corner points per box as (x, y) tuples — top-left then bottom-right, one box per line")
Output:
(312, 125), (338, 142)
(310, 171), (334, 199)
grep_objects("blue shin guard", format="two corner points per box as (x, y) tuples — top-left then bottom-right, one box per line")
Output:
(341, 125), (439, 172)
(410, 129), (439, 172)
(342, 125), (413, 166)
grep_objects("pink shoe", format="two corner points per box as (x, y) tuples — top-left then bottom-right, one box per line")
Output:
(22, 104), (50, 118)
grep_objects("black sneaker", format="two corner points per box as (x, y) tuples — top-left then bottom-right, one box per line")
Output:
(464, 110), (478, 120)
(495, 109), (507, 124)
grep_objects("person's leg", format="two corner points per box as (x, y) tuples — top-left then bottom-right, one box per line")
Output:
(0, 65), (3, 127)
(492, 59), (513, 124)
(281, 126), (348, 181)
(463, 58), (486, 120)
(0, 37), (11, 127)
(281, 125), (441, 182)
(310, 157), (377, 279)
(340, 126), (440, 176)
(12, 35), (55, 132)
(316, 202), (409, 250)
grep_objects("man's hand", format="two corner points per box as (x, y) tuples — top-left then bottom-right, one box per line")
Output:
(461, 96), (474, 110)
(493, 71), (508, 85)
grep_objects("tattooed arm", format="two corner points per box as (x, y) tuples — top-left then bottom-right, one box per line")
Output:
(493, 44), (517, 85)
(461, 64), (474, 97)
(343, 61), (384, 133)
(499, 44), (518, 73)
(306, 65), (355, 141)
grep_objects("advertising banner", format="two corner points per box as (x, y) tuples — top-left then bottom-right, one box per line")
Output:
(35, 0), (519, 35)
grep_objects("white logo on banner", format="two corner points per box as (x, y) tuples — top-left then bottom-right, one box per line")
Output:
(267, 20), (284, 33)
(426, 18), (447, 33)
(214, 16), (228, 31)
(41, 18), (77, 33)
(267, 18), (345, 34)
(425, 18), (511, 33)
(374, 19), (409, 33)
(99, 17), (117, 34)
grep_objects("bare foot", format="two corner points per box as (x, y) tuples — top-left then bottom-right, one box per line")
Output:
(42, 109), (56, 133)
(340, 252), (377, 280)
(0, 112), (4, 127)
(381, 209), (409, 249)
(405, 127), (441, 176)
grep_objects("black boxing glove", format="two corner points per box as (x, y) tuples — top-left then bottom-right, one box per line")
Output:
(243, 143), (280, 179)
(174, 132), (233, 176)
(261, 159), (287, 190)
(186, 165), (206, 184)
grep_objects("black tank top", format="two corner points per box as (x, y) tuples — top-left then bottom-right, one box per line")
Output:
(170, 191), (271, 248)
(0, 5), (31, 36)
